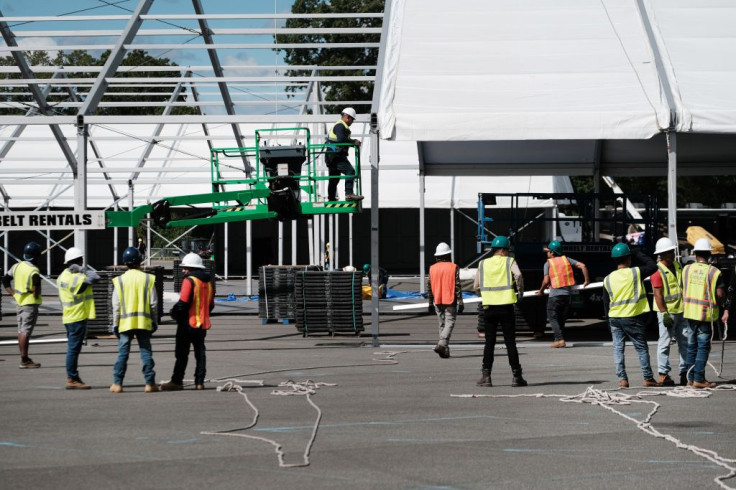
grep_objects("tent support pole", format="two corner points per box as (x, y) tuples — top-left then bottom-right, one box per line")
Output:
(666, 131), (678, 247)
(370, 119), (380, 347)
(419, 172), (426, 294)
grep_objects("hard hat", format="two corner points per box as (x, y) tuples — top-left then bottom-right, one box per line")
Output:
(544, 240), (562, 255)
(64, 247), (84, 264)
(611, 243), (631, 258)
(342, 107), (357, 119)
(434, 242), (452, 256)
(692, 237), (712, 253)
(138, 237), (142, 242)
(181, 252), (205, 269)
(23, 241), (42, 261)
(122, 246), (142, 265)
(654, 237), (676, 255)
(343, 265), (356, 272)
(491, 236), (510, 249)
(362, 263), (371, 274)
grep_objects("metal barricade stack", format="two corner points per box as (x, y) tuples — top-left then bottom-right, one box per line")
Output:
(258, 265), (318, 323)
(295, 270), (363, 336)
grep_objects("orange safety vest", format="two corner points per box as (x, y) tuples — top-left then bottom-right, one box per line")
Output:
(547, 256), (575, 289)
(429, 261), (458, 305)
(186, 276), (213, 329)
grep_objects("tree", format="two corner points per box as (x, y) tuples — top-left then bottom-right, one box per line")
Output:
(275, 0), (384, 114)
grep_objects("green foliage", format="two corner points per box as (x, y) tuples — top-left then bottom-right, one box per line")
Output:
(276, 0), (384, 114)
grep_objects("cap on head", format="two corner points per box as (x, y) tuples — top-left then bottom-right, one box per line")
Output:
(434, 242), (452, 256)
(693, 237), (712, 253)
(342, 107), (357, 119)
(491, 236), (510, 250)
(181, 252), (205, 269)
(64, 247), (84, 264)
(23, 241), (42, 261)
(122, 246), (142, 265)
(654, 237), (676, 255)
(362, 263), (371, 274)
(611, 243), (631, 258)
(544, 240), (562, 255)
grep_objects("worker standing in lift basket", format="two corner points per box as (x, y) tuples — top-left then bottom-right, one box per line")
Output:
(650, 237), (691, 386)
(603, 242), (660, 388)
(427, 242), (464, 358)
(535, 240), (589, 348)
(682, 238), (725, 389)
(326, 107), (363, 202)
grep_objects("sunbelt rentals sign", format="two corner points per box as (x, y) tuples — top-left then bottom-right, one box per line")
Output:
(0, 211), (107, 231)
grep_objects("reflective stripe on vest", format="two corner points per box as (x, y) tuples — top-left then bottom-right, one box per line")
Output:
(429, 261), (458, 305)
(11, 261), (42, 306)
(548, 256), (575, 289)
(682, 262), (721, 322)
(57, 268), (96, 323)
(604, 267), (650, 318)
(327, 119), (351, 153)
(114, 269), (154, 332)
(656, 262), (683, 314)
(188, 276), (213, 329)
(479, 255), (517, 305)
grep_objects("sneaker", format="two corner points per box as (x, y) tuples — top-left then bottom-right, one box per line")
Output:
(66, 378), (91, 390)
(109, 384), (123, 393)
(691, 380), (717, 389)
(658, 373), (675, 386)
(19, 358), (41, 369)
(619, 380), (629, 388)
(550, 340), (566, 348)
(643, 379), (661, 387)
(160, 381), (184, 391)
(345, 194), (364, 201)
(195, 384), (205, 391)
(144, 384), (159, 393)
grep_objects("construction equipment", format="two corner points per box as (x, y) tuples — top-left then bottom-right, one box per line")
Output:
(686, 226), (725, 255)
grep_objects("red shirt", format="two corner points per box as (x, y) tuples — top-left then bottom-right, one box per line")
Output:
(650, 270), (663, 288)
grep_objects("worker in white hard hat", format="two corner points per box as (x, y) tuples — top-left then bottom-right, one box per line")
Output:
(681, 237), (725, 389)
(56, 247), (100, 389)
(325, 107), (363, 202)
(649, 237), (691, 386)
(427, 242), (463, 358)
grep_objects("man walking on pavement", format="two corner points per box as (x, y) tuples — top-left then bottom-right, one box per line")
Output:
(427, 242), (464, 358)
(2, 241), (43, 369)
(110, 247), (158, 393)
(474, 236), (527, 388)
(161, 253), (214, 391)
(535, 240), (590, 348)
(603, 243), (660, 388)
(650, 237), (691, 386)
(57, 247), (100, 389)
(326, 107), (363, 202)
(682, 238), (725, 389)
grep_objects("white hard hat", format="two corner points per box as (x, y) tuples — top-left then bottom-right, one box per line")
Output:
(64, 247), (84, 264)
(181, 252), (205, 269)
(341, 107), (357, 119)
(693, 237), (712, 252)
(434, 242), (452, 256)
(654, 237), (676, 255)
(342, 265), (356, 272)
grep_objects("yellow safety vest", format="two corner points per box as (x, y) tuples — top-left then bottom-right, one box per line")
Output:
(57, 268), (97, 324)
(479, 255), (517, 305)
(10, 261), (42, 306)
(604, 267), (650, 318)
(655, 261), (683, 314)
(682, 262), (721, 322)
(113, 269), (155, 333)
(327, 119), (351, 153)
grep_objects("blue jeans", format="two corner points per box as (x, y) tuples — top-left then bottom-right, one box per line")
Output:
(609, 316), (654, 381)
(113, 330), (156, 385)
(656, 311), (691, 376)
(64, 320), (87, 379)
(685, 320), (712, 382)
(326, 153), (355, 199)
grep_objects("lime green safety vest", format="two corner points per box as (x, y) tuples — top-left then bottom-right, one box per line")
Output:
(57, 268), (96, 324)
(113, 269), (155, 333)
(479, 255), (517, 306)
(327, 119), (351, 154)
(655, 261), (683, 314)
(10, 261), (42, 306)
(604, 267), (650, 318)
(682, 262), (721, 322)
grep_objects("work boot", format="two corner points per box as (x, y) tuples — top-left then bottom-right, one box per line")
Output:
(511, 369), (527, 387)
(433, 344), (450, 359)
(679, 374), (688, 386)
(550, 340), (566, 348)
(144, 384), (159, 393)
(195, 384), (205, 391)
(619, 380), (629, 388)
(160, 381), (184, 391)
(658, 373), (675, 386)
(66, 378), (91, 390)
(19, 358), (41, 369)
(345, 194), (364, 201)
(109, 383), (123, 393)
(476, 369), (492, 387)
(643, 378), (661, 387)
(692, 380), (717, 389)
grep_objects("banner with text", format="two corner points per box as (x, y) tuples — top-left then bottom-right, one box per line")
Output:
(0, 211), (107, 231)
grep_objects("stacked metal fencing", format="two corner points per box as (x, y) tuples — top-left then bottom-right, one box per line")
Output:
(295, 271), (364, 336)
(258, 265), (318, 323)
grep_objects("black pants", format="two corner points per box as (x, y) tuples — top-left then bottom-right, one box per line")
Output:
(171, 321), (207, 385)
(482, 304), (521, 372)
(547, 295), (571, 341)
(326, 152), (355, 200)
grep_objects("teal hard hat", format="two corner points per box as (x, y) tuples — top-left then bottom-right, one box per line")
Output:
(545, 240), (562, 255)
(362, 263), (370, 274)
(491, 236), (510, 249)
(611, 243), (631, 258)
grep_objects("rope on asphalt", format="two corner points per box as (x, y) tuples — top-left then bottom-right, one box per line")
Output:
(452, 384), (736, 490)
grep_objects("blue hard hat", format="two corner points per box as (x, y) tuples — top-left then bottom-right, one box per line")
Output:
(122, 246), (142, 265)
(23, 241), (42, 261)
(491, 236), (510, 249)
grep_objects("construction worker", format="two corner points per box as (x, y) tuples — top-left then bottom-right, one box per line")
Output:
(473, 236), (527, 388)
(650, 237), (691, 386)
(161, 253), (214, 391)
(57, 247), (100, 389)
(535, 240), (590, 348)
(363, 263), (389, 298)
(682, 238), (725, 389)
(326, 107), (363, 202)
(427, 242), (464, 358)
(603, 243), (659, 388)
(2, 241), (43, 369)
(110, 247), (158, 394)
